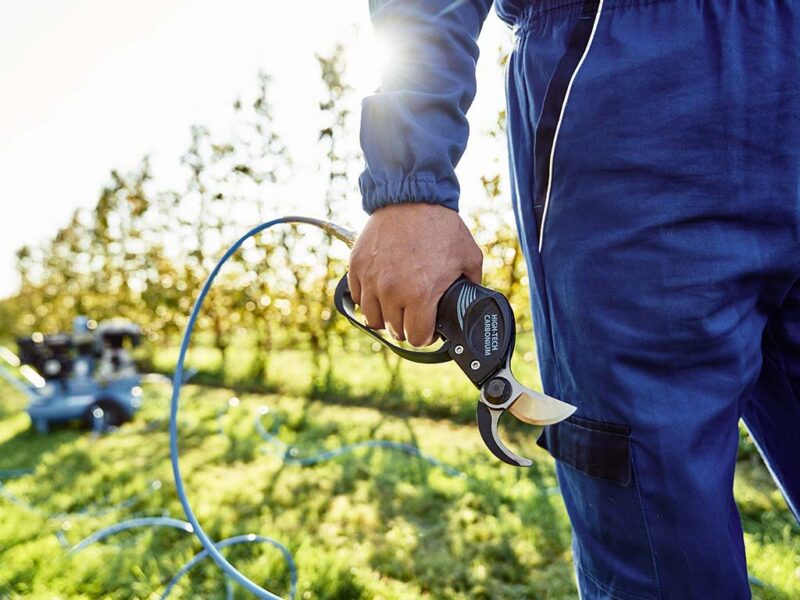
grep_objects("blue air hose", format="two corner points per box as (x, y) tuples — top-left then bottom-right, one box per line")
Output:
(253, 406), (465, 477)
(161, 534), (298, 600)
(215, 397), (464, 477)
(169, 217), (358, 600)
(66, 516), (296, 599)
(0, 477), (162, 520)
(0, 468), (34, 478)
(69, 516), (194, 552)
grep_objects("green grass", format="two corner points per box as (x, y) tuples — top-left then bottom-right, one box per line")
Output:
(0, 378), (797, 599)
(149, 335), (544, 423)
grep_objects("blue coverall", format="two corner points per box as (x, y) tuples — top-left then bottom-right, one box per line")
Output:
(359, 1), (800, 598)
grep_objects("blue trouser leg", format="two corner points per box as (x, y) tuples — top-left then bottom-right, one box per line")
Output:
(505, 1), (800, 598)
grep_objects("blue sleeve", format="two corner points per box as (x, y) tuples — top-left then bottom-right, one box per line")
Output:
(359, 0), (494, 214)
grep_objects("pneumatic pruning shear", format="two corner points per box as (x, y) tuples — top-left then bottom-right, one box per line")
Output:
(334, 274), (576, 466)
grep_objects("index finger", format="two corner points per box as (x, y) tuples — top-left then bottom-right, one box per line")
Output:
(347, 271), (362, 306)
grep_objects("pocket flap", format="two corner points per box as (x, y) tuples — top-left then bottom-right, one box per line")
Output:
(537, 416), (632, 486)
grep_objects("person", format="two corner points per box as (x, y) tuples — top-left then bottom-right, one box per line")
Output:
(347, 1), (800, 598)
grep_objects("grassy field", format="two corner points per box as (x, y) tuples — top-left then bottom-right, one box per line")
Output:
(0, 375), (798, 599)
(148, 335), (545, 424)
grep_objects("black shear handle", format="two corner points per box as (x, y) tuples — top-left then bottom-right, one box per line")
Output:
(334, 274), (452, 364)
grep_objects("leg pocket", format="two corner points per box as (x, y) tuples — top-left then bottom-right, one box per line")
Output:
(539, 417), (659, 600)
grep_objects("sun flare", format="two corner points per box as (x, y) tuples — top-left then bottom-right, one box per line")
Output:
(348, 30), (395, 94)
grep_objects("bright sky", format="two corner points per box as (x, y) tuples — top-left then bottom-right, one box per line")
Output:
(0, 0), (513, 298)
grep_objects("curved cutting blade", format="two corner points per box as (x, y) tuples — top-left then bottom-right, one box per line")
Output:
(507, 389), (576, 426)
(476, 402), (534, 467)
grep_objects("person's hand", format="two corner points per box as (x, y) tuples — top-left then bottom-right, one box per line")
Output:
(348, 203), (483, 347)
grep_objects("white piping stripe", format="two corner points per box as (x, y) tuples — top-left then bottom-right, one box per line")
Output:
(457, 284), (476, 329)
(538, 0), (605, 253)
(457, 288), (466, 329)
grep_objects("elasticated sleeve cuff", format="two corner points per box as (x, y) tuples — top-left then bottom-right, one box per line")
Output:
(360, 175), (459, 214)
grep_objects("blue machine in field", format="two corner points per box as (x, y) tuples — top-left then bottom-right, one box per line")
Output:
(0, 316), (143, 433)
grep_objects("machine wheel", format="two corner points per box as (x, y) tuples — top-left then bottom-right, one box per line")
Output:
(84, 399), (127, 431)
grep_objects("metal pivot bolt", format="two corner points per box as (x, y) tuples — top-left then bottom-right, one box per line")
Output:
(470, 360), (480, 370)
(484, 377), (509, 405)
(454, 345), (464, 355)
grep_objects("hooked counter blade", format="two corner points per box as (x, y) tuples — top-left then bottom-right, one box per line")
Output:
(507, 390), (576, 426)
(476, 402), (533, 467)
